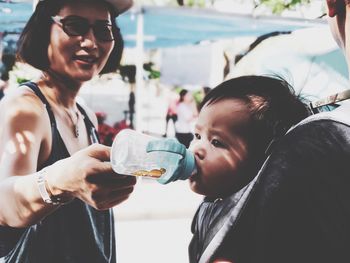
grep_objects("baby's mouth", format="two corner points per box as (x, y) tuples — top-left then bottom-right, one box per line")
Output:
(189, 169), (199, 181)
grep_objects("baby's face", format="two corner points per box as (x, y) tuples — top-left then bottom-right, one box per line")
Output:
(189, 98), (252, 198)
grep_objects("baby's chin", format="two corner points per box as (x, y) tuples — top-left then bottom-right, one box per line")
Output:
(188, 176), (199, 192)
(188, 171), (202, 188)
(188, 171), (198, 182)
(188, 178), (229, 199)
(188, 176), (207, 196)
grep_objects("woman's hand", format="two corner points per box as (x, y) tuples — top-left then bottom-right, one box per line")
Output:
(46, 143), (137, 210)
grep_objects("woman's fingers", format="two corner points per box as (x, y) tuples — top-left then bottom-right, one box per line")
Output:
(87, 185), (135, 210)
(86, 171), (137, 186)
(48, 143), (137, 209)
(85, 143), (111, 162)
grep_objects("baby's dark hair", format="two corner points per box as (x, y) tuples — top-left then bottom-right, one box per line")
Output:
(201, 75), (311, 156)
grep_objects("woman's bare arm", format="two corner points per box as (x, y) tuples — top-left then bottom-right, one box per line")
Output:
(0, 91), (55, 227)
(0, 91), (136, 227)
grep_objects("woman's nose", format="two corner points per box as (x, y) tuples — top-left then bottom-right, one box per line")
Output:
(80, 29), (98, 49)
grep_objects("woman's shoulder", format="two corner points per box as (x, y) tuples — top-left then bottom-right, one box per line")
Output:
(0, 85), (47, 130)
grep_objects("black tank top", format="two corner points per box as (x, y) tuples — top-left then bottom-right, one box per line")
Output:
(0, 82), (116, 263)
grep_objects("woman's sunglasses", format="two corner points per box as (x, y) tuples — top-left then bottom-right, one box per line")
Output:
(51, 15), (115, 42)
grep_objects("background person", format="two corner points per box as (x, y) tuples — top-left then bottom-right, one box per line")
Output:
(0, 0), (136, 262)
(163, 88), (179, 137)
(175, 89), (198, 148)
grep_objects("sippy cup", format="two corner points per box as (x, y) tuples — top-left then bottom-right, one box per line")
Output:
(110, 129), (196, 184)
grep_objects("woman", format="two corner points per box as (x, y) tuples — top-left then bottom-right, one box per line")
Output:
(175, 89), (198, 148)
(0, 0), (136, 262)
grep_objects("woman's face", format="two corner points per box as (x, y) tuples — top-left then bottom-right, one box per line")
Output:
(189, 98), (252, 199)
(184, 92), (193, 103)
(48, 1), (115, 83)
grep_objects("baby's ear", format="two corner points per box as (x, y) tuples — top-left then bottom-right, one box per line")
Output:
(326, 0), (343, 17)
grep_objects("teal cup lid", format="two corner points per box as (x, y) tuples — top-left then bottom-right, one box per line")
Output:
(146, 138), (196, 184)
(174, 148), (196, 181)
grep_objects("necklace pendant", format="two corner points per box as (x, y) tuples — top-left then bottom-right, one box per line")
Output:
(74, 125), (79, 138)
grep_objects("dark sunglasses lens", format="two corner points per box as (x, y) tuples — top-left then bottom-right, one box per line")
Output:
(63, 18), (89, 36)
(93, 24), (114, 42)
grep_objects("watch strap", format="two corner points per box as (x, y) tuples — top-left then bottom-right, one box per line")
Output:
(36, 169), (72, 205)
(36, 169), (60, 205)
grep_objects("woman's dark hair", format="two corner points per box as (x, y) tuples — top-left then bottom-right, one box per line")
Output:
(17, 0), (123, 74)
(1, 72), (9, 81)
(179, 89), (188, 102)
(201, 75), (311, 156)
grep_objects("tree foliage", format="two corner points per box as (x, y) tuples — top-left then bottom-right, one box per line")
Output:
(255, 0), (311, 14)
(164, 0), (313, 12)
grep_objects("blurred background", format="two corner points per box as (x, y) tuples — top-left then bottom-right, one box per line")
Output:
(1, 0), (348, 262)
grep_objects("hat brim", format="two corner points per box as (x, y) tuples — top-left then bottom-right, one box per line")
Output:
(38, 0), (133, 15)
(105, 0), (133, 14)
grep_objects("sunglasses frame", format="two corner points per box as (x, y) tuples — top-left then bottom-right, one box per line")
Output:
(51, 15), (115, 42)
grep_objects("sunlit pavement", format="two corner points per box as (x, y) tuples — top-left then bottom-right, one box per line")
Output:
(116, 218), (192, 263)
(114, 179), (202, 263)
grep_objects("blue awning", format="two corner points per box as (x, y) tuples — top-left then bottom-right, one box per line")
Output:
(119, 6), (327, 49)
(0, 1), (327, 49)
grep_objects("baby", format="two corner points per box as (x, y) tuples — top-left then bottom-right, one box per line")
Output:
(188, 75), (310, 262)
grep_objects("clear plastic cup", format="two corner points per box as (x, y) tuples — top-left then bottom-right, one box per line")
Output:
(110, 129), (196, 184)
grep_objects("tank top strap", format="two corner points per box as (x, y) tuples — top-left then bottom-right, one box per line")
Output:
(21, 81), (99, 145)
(76, 103), (100, 144)
(21, 81), (57, 127)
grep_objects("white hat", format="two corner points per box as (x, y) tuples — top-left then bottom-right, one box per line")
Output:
(104, 0), (133, 14)
(37, 0), (133, 15)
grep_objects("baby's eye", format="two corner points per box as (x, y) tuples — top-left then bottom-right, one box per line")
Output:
(211, 139), (224, 148)
(194, 133), (201, 140)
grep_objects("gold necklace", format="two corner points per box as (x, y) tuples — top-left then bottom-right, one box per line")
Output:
(64, 108), (80, 138)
